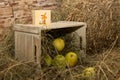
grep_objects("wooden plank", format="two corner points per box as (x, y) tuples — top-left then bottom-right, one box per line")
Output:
(15, 31), (21, 60)
(14, 21), (86, 33)
(20, 33), (26, 61)
(15, 31), (26, 61)
(33, 35), (41, 65)
(13, 24), (41, 34)
(75, 23), (87, 53)
(25, 33), (34, 62)
(46, 21), (85, 30)
(15, 31), (41, 63)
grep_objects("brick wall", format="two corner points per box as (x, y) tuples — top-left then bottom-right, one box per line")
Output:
(0, 0), (60, 41)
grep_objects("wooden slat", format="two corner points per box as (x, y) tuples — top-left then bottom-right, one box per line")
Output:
(15, 31), (26, 61)
(20, 33), (26, 60)
(13, 24), (41, 34)
(15, 31), (41, 62)
(46, 21), (86, 30)
(25, 33), (34, 61)
(14, 21), (86, 34)
(33, 35), (41, 64)
(75, 23), (87, 53)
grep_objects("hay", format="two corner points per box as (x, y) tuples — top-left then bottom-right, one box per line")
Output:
(0, 0), (120, 79)
(0, 28), (120, 80)
(0, 27), (14, 56)
(0, 44), (119, 80)
(0, 54), (41, 80)
(52, 0), (120, 53)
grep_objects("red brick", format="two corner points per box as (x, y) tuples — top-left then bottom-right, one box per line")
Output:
(0, 28), (4, 35)
(0, 19), (5, 24)
(0, 2), (6, 7)
(0, 0), (5, 2)
(0, 0), (59, 40)
(0, 7), (13, 17)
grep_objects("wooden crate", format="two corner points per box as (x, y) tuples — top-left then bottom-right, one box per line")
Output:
(14, 21), (87, 64)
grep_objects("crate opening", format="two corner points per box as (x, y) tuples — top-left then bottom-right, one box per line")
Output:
(41, 29), (84, 68)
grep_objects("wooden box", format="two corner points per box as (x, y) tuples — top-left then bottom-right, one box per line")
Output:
(14, 21), (87, 64)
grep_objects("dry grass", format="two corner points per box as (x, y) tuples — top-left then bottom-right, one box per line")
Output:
(0, 27), (14, 56)
(52, 0), (120, 53)
(0, 0), (120, 80)
(0, 29), (120, 80)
